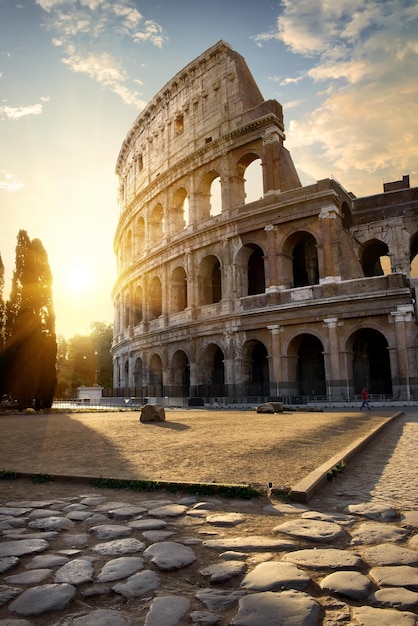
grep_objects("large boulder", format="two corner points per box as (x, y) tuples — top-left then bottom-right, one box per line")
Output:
(256, 402), (283, 414)
(140, 403), (166, 423)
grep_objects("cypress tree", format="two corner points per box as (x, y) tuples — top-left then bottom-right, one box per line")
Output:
(4, 231), (57, 409)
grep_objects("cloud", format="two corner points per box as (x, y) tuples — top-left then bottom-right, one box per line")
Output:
(0, 170), (24, 192)
(36, 0), (167, 107)
(254, 0), (418, 194)
(0, 103), (43, 121)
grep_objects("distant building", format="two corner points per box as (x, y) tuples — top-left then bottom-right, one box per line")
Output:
(112, 40), (418, 404)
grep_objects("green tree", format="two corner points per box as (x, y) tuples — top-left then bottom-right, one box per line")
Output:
(90, 322), (113, 388)
(4, 231), (57, 409)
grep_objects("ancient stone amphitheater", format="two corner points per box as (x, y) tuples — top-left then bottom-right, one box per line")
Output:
(111, 40), (418, 405)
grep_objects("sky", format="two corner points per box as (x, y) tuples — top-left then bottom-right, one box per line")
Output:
(1, 0), (417, 339)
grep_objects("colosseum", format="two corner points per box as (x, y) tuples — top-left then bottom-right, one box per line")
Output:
(112, 40), (418, 406)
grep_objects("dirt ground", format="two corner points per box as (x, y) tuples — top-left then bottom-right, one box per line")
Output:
(0, 408), (393, 495)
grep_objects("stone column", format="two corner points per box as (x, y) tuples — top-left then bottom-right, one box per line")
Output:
(323, 317), (342, 400)
(267, 325), (282, 390)
(261, 128), (284, 193)
(319, 205), (340, 283)
(390, 305), (414, 400)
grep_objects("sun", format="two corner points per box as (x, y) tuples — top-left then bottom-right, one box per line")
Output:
(67, 264), (92, 295)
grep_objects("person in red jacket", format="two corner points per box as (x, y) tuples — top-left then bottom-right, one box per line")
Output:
(360, 388), (371, 411)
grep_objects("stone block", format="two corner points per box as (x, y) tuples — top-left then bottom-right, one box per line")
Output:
(140, 404), (166, 423)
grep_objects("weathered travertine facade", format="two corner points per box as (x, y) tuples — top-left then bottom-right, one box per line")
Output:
(112, 41), (418, 403)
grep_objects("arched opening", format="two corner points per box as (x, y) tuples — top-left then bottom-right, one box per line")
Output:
(123, 292), (130, 329)
(243, 340), (270, 395)
(248, 245), (265, 295)
(199, 255), (222, 304)
(361, 239), (390, 277)
(350, 329), (392, 395)
(292, 233), (319, 287)
(209, 175), (222, 216)
(148, 353), (163, 397)
(341, 201), (352, 230)
(410, 233), (418, 277)
(134, 216), (145, 256)
(171, 187), (189, 233)
(133, 285), (143, 326)
(149, 276), (162, 319)
(149, 203), (164, 246)
(244, 158), (263, 203)
(197, 344), (225, 397)
(170, 266), (187, 313)
(289, 334), (326, 396)
(133, 357), (143, 391)
(170, 350), (190, 397)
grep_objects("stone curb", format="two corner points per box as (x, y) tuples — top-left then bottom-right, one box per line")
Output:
(289, 411), (403, 503)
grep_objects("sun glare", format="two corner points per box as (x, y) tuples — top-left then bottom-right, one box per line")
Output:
(67, 264), (92, 295)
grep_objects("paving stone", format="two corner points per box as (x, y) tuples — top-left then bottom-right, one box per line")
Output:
(362, 543), (418, 566)
(0, 585), (21, 605)
(283, 547), (361, 569)
(0, 519), (26, 531)
(0, 508), (32, 517)
(409, 535), (418, 549)
(195, 589), (245, 611)
(150, 504), (187, 517)
(400, 511), (418, 529)
(206, 513), (245, 527)
(230, 590), (320, 626)
(350, 522), (409, 545)
(144, 595), (190, 625)
(240, 561), (311, 591)
(8, 583), (76, 615)
(68, 608), (132, 625)
(54, 558), (95, 585)
(108, 506), (147, 520)
(0, 618), (32, 625)
(369, 565), (418, 588)
(96, 556), (144, 582)
(92, 501), (134, 512)
(66, 510), (98, 522)
(112, 570), (160, 598)
(142, 530), (175, 542)
(273, 518), (345, 543)
(219, 551), (245, 560)
(128, 518), (167, 530)
(92, 538), (145, 556)
(28, 516), (74, 531)
(25, 554), (68, 569)
(5, 501), (57, 509)
(352, 605), (417, 625)
(28, 508), (61, 518)
(79, 496), (107, 506)
(301, 511), (356, 526)
(2, 531), (58, 541)
(192, 501), (216, 511)
(263, 502), (308, 516)
(190, 609), (222, 624)
(5, 569), (52, 585)
(200, 560), (247, 582)
(320, 570), (370, 600)
(0, 539), (49, 558)
(371, 586), (418, 610)
(88, 524), (132, 540)
(346, 503), (398, 521)
(63, 533), (89, 547)
(0, 557), (19, 574)
(143, 541), (196, 570)
(202, 535), (296, 552)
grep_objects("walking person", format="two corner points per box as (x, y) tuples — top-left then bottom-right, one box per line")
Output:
(360, 387), (371, 411)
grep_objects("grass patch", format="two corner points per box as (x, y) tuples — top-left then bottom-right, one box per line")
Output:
(31, 473), (54, 484)
(0, 469), (19, 480)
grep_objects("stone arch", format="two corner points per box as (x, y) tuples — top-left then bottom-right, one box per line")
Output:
(148, 353), (163, 396)
(288, 333), (326, 396)
(170, 266), (187, 313)
(233, 152), (263, 206)
(171, 187), (189, 233)
(346, 328), (392, 395)
(242, 339), (270, 395)
(149, 203), (164, 246)
(235, 243), (266, 297)
(198, 343), (225, 395)
(410, 232), (418, 276)
(133, 356), (143, 389)
(133, 284), (143, 326)
(244, 157), (263, 203)
(197, 170), (221, 220)
(199, 254), (222, 305)
(134, 216), (145, 256)
(170, 350), (190, 396)
(149, 276), (162, 319)
(283, 231), (319, 288)
(361, 239), (390, 277)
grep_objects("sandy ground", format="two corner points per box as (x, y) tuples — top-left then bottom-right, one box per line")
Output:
(0, 408), (392, 492)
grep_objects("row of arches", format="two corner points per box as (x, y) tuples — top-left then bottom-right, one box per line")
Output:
(115, 328), (393, 399)
(118, 158), (263, 269)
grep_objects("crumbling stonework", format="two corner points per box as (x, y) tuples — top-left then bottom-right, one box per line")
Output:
(112, 41), (418, 403)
